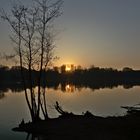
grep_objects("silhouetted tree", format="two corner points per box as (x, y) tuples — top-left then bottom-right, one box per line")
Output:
(1, 0), (63, 122)
(60, 64), (66, 73)
(123, 67), (133, 72)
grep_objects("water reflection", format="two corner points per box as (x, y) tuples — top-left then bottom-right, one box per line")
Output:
(26, 134), (47, 140)
(62, 84), (75, 93)
(0, 91), (5, 100)
(0, 83), (139, 101)
(123, 85), (133, 89)
(0, 81), (139, 95)
(0, 86), (140, 140)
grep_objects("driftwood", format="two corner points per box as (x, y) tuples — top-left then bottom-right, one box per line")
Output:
(121, 106), (140, 115)
(54, 101), (95, 118)
(54, 101), (68, 115)
(54, 101), (75, 117)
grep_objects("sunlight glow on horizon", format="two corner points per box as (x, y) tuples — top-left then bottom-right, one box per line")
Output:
(65, 65), (71, 71)
(0, 0), (140, 69)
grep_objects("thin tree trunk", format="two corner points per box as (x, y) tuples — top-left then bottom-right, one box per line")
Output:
(37, 9), (46, 119)
(18, 18), (33, 120)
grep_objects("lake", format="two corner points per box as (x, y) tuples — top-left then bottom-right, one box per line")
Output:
(0, 85), (140, 139)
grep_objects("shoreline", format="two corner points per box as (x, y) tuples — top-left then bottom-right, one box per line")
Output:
(12, 111), (140, 140)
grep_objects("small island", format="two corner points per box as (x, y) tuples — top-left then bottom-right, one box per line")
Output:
(13, 102), (140, 140)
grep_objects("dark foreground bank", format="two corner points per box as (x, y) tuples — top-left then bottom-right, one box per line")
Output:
(13, 110), (140, 140)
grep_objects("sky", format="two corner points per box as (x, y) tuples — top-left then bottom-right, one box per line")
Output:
(0, 0), (140, 69)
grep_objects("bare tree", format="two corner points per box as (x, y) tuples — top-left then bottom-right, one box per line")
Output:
(1, 0), (63, 122)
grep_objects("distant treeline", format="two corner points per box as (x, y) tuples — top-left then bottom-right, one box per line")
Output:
(0, 65), (140, 92)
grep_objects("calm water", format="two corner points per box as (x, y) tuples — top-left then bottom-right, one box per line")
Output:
(0, 85), (140, 139)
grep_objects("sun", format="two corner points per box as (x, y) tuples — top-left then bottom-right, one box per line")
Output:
(65, 65), (71, 71)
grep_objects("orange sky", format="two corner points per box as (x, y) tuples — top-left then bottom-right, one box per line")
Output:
(0, 0), (140, 70)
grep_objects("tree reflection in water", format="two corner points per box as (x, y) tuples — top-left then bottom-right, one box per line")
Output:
(26, 133), (47, 140)
(0, 92), (5, 100)
(65, 84), (75, 93)
(61, 83), (76, 92)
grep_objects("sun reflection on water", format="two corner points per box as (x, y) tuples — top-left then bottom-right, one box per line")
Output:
(65, 84), (75, 93)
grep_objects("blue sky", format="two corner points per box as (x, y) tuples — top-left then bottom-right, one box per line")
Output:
(0, 0), (140, 69)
